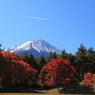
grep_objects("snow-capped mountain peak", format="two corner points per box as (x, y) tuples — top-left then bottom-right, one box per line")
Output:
(5, 39), (62, 57)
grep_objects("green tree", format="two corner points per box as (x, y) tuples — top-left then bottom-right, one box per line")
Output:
(52, 52), (58, 59)
(38, 55), (47, 70)
(66, 53), (75, 64)
(60, 49), (68, 60)
(21, 52), (29, 62)
(21, 53), (38, 70)
(28, 53), (38, 69)
(86, 47), (95, 73)
(75, 44), (87, 80)
(60, 50), (75, 65)
(47, 52), (53, 63)
(0, 44), (3, 51)
(47, 52), (58, 63)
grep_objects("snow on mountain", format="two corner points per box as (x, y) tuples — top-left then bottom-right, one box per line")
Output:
(4, 39), (62, 57)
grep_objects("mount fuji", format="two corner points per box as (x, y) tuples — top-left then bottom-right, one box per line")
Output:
(4, 39), (62, 57)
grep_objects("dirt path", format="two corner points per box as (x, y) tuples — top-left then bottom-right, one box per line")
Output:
(33, 90), (49, 93)
(21, 89), (49, 93)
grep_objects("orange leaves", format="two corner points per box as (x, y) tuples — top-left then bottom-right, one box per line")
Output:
(0, 51), (37, 84)
(83, 72), (92, 80)
(92, 74), (95, 82)
(83, 79), (94, 86)
(3, 52), (21, 61)
(83, 72), (95, 87)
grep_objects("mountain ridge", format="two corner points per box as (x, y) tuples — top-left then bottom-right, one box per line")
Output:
(4, 39), (62, 57)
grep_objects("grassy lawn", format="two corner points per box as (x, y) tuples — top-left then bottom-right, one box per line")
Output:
(48, 87), (59, 94)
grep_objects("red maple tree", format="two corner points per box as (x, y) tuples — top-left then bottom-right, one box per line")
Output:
(38, 58), (76, 87)
(83, 72), (95, 87)
(0, 52), (37, 85)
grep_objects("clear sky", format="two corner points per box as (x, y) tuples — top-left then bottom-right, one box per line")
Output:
(0, 0), (95, 54)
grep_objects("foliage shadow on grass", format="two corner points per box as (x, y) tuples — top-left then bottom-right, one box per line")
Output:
(60, 81), (95, 94)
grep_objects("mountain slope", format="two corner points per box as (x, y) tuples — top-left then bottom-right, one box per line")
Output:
(4, 39), (62, 57)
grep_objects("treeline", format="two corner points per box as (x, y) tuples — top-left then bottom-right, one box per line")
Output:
(0, 43), (95, 93)
(20, 44), (95, 82)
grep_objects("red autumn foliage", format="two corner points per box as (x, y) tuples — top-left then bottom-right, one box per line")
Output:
(83, 72), (95, 86)
(38, 58), (76, 86)
(0, 51), (37, 84)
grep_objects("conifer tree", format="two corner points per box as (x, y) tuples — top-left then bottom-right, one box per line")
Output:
(21, 52), (29, 62)
(75, 44), (87, 80)
(0, 44), (3, 51)
(86, 47), (95, 73)
(60, 49), (68, 60)
(52, 52), (58, 59)
(28, 53), (38, 69)
(66, 53), (76, 65)
(38, 55), (47, 70)
(47, 52), (53, 63)
(21, 53), (38, 69)
(60, 50), (75, 65)
(47, 52), (58, 63)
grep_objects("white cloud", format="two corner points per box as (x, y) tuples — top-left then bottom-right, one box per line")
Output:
(26, 16), (48, 20)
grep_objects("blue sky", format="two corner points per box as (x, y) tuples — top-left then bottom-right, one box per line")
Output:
(0, 0), (95, 54)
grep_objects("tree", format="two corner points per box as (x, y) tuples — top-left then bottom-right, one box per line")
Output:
(21, 52), (29, 62)
(0, 52), (37, 87)
(60, 49), (68, 60)
(38, 58), (76, 89)
(21, 53), (38, 70)
(75, 44), (87, 80)
(52, 52), (58, 59)
(83, 72), (95, 87)
(0, 44), (4, 51)
(86, 47), (95, 73)
(60, 50), (76, 66)
(47, 52), (58, 63)
(28, 53), (38, 69)
(37, 55), (47, 70)
(82, 71), (95, 94)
